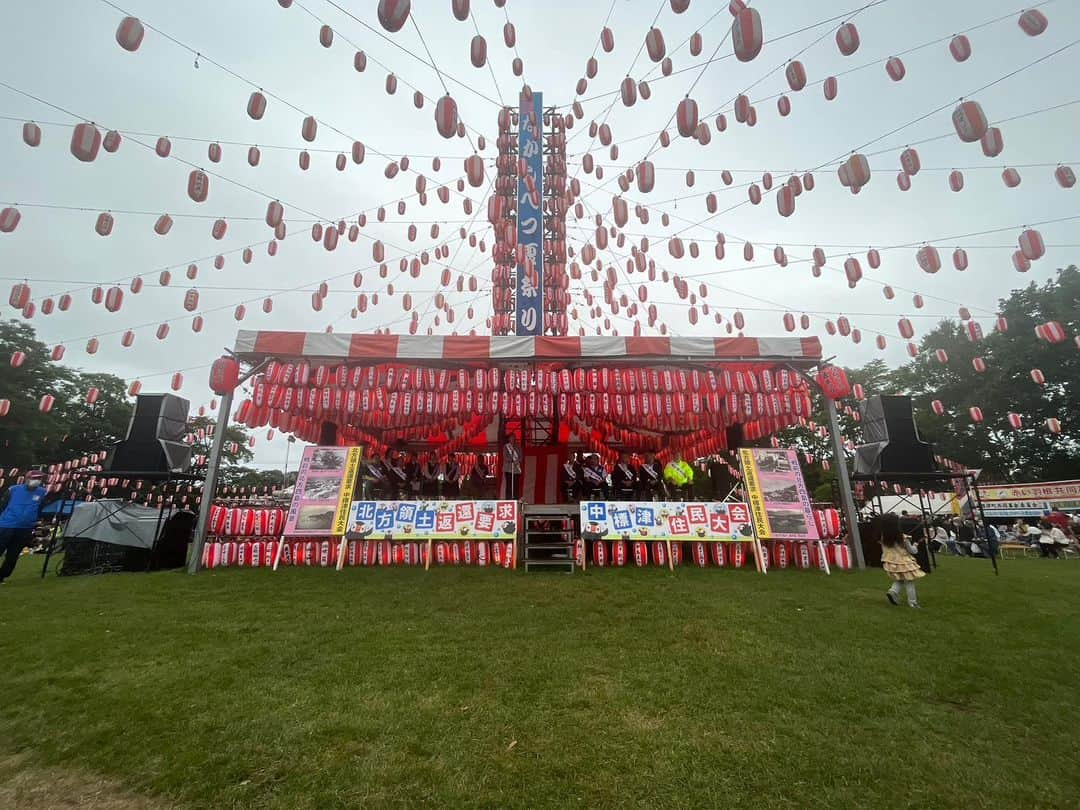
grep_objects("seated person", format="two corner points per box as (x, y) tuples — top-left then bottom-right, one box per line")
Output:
(580, 455), (610, 501)
(635, 451), (665, 501)
(610, 451), (636, 501)
(361, 450), (392, 500)
(443, 454), (462, 499)
(561, 453), (583, 503)
(663, 451), (694, 501)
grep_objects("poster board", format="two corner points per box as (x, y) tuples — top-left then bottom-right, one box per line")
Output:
(738, 448), (820, 541)
(283, 446), (362, 536)
(346, 499), (519, 542)
(579, 501), (753, 542)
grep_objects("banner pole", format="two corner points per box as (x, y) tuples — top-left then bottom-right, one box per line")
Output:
(665, 538), (674, 573)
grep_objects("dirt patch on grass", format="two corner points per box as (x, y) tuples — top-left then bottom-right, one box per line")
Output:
(0, 755), (168, 809)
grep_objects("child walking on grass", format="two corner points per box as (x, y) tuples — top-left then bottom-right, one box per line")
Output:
(879, 513), (925, 608)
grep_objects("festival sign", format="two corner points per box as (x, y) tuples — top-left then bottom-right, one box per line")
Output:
(579, 501), (753, 543)
(979, 480), (1080, 502)
(738, 448), (819, 541)
(346, 499), (519, 542)
(515, 90), (544, 336)
(283, 446), (362, 536)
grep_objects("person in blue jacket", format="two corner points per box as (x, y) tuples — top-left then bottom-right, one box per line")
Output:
(0, 471), (49, 584)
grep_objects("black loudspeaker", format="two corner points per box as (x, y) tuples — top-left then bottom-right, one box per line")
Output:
(724, 423), (745, 451)
(105, 394), (192, 474)
(854, 395), (936, 475)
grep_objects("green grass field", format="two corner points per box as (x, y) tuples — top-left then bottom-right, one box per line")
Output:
(1, 555), (1077, 809)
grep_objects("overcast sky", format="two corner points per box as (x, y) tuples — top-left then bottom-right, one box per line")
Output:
(2, 0), (1078, 469)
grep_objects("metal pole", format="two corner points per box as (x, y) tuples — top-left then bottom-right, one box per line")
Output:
(825, 397), (865, 570)
(188, 386), (234, 573)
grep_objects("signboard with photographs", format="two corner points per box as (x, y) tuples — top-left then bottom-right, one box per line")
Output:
(578, 501), (753, 543)
(283, 446), (363, 536)
(738, 448), (820, 541)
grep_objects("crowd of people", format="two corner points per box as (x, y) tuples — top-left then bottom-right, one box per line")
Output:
(909, 512), (1079, 559)
(357, 443), (716, 504)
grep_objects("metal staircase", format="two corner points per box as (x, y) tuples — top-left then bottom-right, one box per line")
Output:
(523, 503), (577, 572)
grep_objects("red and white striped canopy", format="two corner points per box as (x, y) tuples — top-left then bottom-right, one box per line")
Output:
(234, 330), (822, 365)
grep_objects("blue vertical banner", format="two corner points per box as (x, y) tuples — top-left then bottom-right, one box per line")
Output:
(515, 91), (544, 336)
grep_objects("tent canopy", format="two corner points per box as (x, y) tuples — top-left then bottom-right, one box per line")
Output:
(230, 331), (824, 459)
(233, 331), (822, 366)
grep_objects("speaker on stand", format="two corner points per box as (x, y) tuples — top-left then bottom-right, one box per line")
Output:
(105, 394), (192, 474)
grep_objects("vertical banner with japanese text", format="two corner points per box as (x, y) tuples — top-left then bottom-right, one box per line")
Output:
(738, 448), (819, 541)
(516, 91), (544, 336)
(284, 446), (363, 536)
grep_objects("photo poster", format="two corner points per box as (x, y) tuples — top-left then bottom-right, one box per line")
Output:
(738, 448), (820, 541)
(283, 445), (363, 537)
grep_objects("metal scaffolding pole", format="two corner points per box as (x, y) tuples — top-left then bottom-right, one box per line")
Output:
(826, 397), (866, 570)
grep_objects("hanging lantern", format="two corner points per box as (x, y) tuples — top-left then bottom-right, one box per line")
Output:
(969, 406), (984, 423)
(434, 95), (459, 139)
(209, 356), (240, 395)
(786, 60), (806, 91)
(676, 97), (699, 137)
(934, 349), (949, 364)
(1055, 165), (1076, 188)
(1018, 10), (1049, 36)
(171, 373), (184, 391)
(69, 123), (102, 162)
(731, 8), (763, 62)
(187, 170), (209, 203)
(953, 248), (969, 271)
(981, 127), (1004, 158)
(1030, 368), (1045, 385)
(823, 76), (838, 100)
(1046, 418), (1062, 434)
(885, 56), (906, 81)
(952, 100), (988, 143)
(1018, 228), (1045, 260)
(377, 0), (411, 33)
(916, 245), (941, 274)
(115, 16), (145, 51)
(835, 22), (860, 55)
(816, 366), (851, 400)
(0, 207), (21, 233)
(22, 121), (41, 147)
(1002, 167), (1021, 187)
(950, 34), (972, 61)
(1007, 413), (1022, 430)
(645, 28), (666, 62)
(95, 212), (114, 237)
(1035, 321), (1066, 344)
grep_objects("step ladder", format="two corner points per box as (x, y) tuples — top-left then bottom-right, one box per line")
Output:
(523, 503), (578, 572)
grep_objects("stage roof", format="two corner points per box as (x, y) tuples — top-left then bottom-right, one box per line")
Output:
(234, 331), (822, 366)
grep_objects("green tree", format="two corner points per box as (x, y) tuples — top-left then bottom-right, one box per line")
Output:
(1, 320), (133, 469)
(187, 415), (254, 467)
(888, 266), (1079, 481)
(220, 465), (285, 489)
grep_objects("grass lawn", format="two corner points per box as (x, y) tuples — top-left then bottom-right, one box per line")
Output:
(1, 554), (1077, 808)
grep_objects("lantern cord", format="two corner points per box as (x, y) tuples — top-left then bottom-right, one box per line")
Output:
(407, 11), (478, 154)
(95, 0), (486, 177)
(468, 7), (506, 107)
(316, 0), (504, 109)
